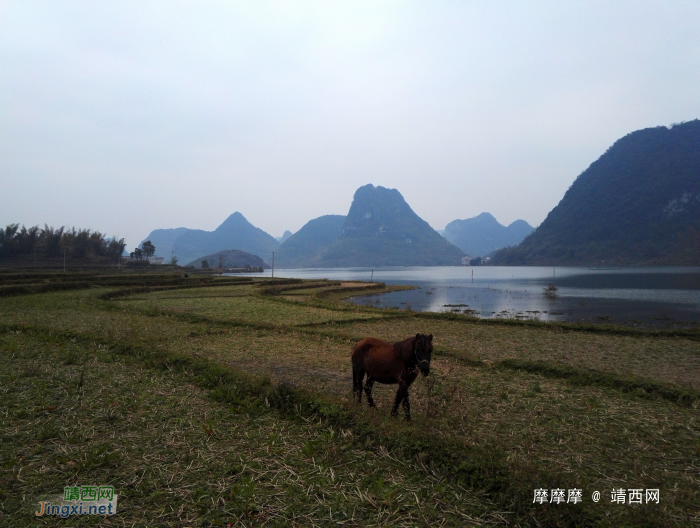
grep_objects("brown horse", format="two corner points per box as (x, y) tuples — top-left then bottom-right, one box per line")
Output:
(351, 333), (433, 421)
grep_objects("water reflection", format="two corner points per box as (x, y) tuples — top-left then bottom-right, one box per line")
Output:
(225, 266), (700, 328)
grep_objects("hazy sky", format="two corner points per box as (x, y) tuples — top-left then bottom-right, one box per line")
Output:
(2, 1), (700, 250)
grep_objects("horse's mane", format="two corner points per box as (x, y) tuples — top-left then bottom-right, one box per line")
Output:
(393, 336), (415, 361)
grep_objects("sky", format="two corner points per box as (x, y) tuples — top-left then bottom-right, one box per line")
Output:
(2, 1), (700, 251)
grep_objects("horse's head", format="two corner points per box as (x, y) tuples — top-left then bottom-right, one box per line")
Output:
(414, 333), (433, 376)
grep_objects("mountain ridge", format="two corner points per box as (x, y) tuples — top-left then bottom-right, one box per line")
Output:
(142, 213), (279, 266)
(443, 212), (533, 257)
(316, 185), (465, 267)
(139, 227), (196, 261)
(492, 120), (700, 265)
(275, 215), (346, 268)
(185, 249), (270, 269)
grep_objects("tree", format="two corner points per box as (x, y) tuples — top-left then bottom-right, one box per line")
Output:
(106, 237), (127, 260)
(131, 248), (144, 260)
(0, 224), (20, 257)
(43, 225), (64, 257)
(142, 240), (156, 258)
(0, 223), (126, 263)
(201, 259), (209, 269)
(170, 255), (179, 265)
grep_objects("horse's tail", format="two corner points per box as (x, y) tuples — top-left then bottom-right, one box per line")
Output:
(351, 342), (357, 393)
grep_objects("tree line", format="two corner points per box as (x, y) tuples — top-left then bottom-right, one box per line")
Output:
(0, 224), (126, 261)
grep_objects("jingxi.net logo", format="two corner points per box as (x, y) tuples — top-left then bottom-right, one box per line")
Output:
(35, 485), (117, 518)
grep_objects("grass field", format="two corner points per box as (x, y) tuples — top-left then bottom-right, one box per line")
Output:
(1, 272), (698, 527)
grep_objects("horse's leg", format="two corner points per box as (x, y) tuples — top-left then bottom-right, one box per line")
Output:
(402, 388), (411, 421)
(391, 384), (406, 417)
(364, 376), (376, 408)
(354, 368), (364, 403)
(352, 367), (358, 400)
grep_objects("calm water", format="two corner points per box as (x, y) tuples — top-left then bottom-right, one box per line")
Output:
(227, 266), (700, 328)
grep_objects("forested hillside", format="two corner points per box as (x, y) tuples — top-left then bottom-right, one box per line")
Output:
(275, 215), (345, 268)
(185, 249), (270, 269)
(492, 120), (700, 265)
(317, 185), (465, 267)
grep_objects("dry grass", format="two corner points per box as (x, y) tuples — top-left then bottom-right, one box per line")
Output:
(317, 318), (700, 391)
(151, 325), (700, 525)
(1, 332), (501, 527)
(120, 293), (385, 327)
(1, 279), (699, 526)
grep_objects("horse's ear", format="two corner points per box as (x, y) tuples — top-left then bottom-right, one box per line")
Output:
(416, 333), (421, 340)
(429, 334), (433, 341)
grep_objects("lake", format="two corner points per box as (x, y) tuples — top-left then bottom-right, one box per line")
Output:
(226, 266), (700, 328)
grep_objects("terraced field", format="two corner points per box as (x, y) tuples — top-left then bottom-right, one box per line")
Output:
(1, 272), (698, 527)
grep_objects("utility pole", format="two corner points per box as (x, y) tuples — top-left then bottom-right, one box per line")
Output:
(271, 251), (275, 278)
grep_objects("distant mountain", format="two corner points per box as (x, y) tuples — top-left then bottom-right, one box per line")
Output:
(151, 212), (279, 266)
(492, 120), (700, 265)
(316, 185), (465, 267)
(139, 227), (194, 259)
(275, 215), (346, 268)
(443, 213), (533, 257)
(185, 249), (270, 269)
(276, 230), (293, 243)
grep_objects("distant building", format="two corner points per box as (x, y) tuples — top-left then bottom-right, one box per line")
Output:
(148, 256), (164, 265)
(461, 256), (474, 266)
